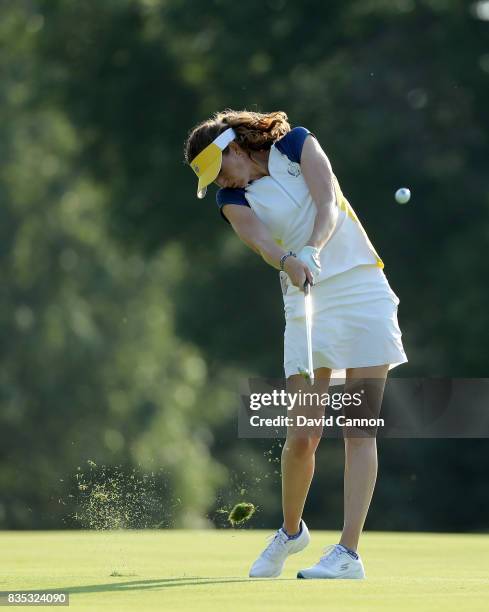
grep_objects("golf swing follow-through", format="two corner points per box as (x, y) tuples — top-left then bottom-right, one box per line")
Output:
(184, 109), (408, 579)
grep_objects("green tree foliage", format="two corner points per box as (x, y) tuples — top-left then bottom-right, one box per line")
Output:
(1, 2), (231, 528)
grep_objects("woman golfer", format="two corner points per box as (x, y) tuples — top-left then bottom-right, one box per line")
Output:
(184, 109), (408, 579)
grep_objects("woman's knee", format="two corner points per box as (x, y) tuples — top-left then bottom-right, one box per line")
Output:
(283, 435), (321, 459)
(344, 435), (377, 451)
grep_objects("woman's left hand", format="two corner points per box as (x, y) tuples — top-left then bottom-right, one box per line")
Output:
(296, 246), (321, 283)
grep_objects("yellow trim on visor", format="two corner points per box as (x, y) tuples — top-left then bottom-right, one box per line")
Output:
(190, 127), (236, 199)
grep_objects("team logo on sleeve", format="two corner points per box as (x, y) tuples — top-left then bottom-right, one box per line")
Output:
(287, 161), (301, 177)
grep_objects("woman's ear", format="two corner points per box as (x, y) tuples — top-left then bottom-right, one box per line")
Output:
(228, 141), (241, 156)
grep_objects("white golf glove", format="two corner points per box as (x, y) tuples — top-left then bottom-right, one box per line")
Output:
(297, 246), (322, 284)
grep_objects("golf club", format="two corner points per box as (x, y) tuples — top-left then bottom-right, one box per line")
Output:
(304, 280), (314, 386)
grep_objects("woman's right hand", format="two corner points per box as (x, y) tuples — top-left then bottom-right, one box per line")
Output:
(283, 255), (313, 291)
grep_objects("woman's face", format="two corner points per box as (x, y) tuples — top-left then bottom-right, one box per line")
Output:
(214, 143), (251, 189)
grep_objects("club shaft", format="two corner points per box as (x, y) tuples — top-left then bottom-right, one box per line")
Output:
(304, 289), (314, 385)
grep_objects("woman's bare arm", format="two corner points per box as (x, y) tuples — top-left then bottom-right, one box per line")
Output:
(300, 135), (338, 251)
(221, 204), (313, 287)
(221, 204), (287, 268)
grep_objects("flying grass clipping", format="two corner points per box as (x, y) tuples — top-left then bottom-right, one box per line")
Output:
(228, 502), (256, 527)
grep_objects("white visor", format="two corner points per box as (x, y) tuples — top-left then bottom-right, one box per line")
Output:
(214, 127), (237, 150)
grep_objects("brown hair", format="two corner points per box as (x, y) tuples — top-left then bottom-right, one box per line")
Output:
(183, 108), (291, 165)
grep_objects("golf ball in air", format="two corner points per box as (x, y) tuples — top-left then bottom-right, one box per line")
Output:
(395, 188), (411, 204)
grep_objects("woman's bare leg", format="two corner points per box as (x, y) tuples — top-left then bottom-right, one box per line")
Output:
(339, 364), (389, 551)
(281, 367), (331, 535)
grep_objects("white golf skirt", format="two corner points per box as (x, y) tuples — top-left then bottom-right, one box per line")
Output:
(282, 264), (408, 385)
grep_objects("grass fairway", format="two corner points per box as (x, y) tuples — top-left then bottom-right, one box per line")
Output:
(2, 530), (488, 611)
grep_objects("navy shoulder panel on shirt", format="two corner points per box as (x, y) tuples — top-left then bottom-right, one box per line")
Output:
(216, 187), (249, 223)
(275, 126), (315, 163)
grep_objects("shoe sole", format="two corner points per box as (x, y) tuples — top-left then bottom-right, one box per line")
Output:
(297, 572), (365, 579)
(249, 565), (285, 578)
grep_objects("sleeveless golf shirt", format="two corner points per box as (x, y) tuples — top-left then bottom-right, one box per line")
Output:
(216, 127), (384, 295)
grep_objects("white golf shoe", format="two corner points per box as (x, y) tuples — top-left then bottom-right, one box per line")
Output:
(297, 544), (366, 579)
(249, 521), (310, 578)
